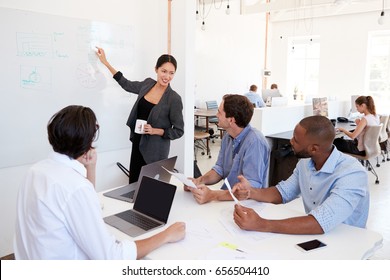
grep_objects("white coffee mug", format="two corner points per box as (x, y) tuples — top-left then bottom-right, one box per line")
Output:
(135, 119), (147, 134)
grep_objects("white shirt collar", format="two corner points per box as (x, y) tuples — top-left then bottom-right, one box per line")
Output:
(48, 152), (87, 178)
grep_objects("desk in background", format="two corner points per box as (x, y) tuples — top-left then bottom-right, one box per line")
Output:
(266, 131), (295, 186)
(250, 100), (349, 136)
(100, 177), (382, 260)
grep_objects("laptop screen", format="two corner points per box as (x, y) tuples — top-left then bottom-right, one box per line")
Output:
(133, 176), (176, 223)
(140, 156), (177, 183)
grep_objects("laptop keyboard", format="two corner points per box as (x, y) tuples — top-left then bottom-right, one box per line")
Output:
(120, 190), (135, 199)
(116, 210), (160, 231)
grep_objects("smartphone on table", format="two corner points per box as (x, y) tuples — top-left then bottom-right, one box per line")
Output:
(296, 239), (327, 252)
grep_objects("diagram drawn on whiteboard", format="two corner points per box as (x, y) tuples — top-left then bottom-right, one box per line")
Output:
(20, 65), (52, 90)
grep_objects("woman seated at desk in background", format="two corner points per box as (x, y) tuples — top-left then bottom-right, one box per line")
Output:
(333, 95), (379, 156)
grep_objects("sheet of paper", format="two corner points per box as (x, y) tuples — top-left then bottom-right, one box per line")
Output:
(175, 219), (220, 257)
(218, 202), (273, 241)
(224, 178), (240, 205)
(162, 166), (197, 188)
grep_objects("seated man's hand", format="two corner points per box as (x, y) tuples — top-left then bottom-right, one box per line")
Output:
(190, 184), (213, 204)
(233, 175), (252, 200)
(183, 184), (192, 192)
(233, 204), (264, 232)
(163, 222), (186, 243)
(183, 177), (201, 192)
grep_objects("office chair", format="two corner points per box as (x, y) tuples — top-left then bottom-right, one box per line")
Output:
(194, 130), (211, 160)
(347, 124), (382, 184)
(377, 115), (389, 166)
(116, 162), (129, 178)
(205, 100), (218, 121)
(205, 100), (219, 143)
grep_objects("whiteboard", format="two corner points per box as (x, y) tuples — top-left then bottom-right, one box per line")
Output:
(0, 8), (137, 168)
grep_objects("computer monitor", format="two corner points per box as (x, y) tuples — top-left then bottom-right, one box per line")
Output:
(350, 95), (360, 113)
(348, 95), (361, 120)
(262, 89), (282, 102)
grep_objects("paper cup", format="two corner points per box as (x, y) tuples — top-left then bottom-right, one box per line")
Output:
(135, 119), (147, 134)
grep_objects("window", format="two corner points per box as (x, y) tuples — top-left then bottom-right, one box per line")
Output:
(366, 31), (390, 114)
(287, 36), (320, 100)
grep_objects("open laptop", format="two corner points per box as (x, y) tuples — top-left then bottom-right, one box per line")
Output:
(103, 176), (177, 237)
(103, 156), (177, 203)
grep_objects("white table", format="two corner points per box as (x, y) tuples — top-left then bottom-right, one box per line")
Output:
(100, 179), (383, 260)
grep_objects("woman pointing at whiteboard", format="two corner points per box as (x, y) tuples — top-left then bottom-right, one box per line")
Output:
(96, 47), (184, 184)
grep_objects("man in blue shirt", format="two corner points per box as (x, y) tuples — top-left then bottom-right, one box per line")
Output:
(185, 94), (270, 204)
(244, 84), (266, 108)
(233, 115), (369, 234)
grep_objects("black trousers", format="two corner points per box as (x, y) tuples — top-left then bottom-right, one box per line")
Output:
(129, 135), (147, 184)
(333, 137), (366, 156)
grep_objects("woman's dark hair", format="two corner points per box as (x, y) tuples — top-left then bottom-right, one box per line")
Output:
(47, 105), (99, 159)
(156, 54), (177, 71)
(223, 94), (254, 128)
(355, 95), (376, 115)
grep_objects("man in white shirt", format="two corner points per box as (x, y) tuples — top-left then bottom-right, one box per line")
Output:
(14, 105), (185, 260)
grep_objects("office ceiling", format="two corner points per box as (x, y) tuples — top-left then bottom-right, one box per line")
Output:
(200, 0), (386, 21)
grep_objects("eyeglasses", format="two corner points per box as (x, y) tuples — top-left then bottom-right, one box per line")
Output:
(93, 123), (100, 142)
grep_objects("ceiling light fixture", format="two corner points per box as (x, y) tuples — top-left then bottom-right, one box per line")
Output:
(201, 21), (206, 31)
(196, 0), (199, 20)
(378, 0), (385, 25)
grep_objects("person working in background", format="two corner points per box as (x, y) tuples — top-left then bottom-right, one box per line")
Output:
(233, 115), (369, 234)
(96, 47), (184, 183)
(244, 84), (265, 108)
(270, 83), (278, 90)
(334, 95), (379, 155)
(14, 105), (185, 260)
(185, 94), (270, 204)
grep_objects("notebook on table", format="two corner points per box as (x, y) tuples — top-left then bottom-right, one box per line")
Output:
(103, 176), (177, 237)
(103, 156), (177, 203)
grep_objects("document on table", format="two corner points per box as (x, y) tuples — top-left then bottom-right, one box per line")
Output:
(178, 218), (220, 257)
(224, 178), (240, 205)
(219, 200), (273, 241)
(162, 166), (197, 188)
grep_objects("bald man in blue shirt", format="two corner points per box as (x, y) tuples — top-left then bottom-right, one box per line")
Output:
(233, 115), (369, 234)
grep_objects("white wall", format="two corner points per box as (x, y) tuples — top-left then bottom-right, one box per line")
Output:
(270, 11), (390, 103)
(194, 1), (266, 108)
(0, 0), (195, 257)
(195, 2), (390, 109)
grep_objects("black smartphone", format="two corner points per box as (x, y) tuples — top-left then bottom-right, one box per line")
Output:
(296, 239), (327, 252)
